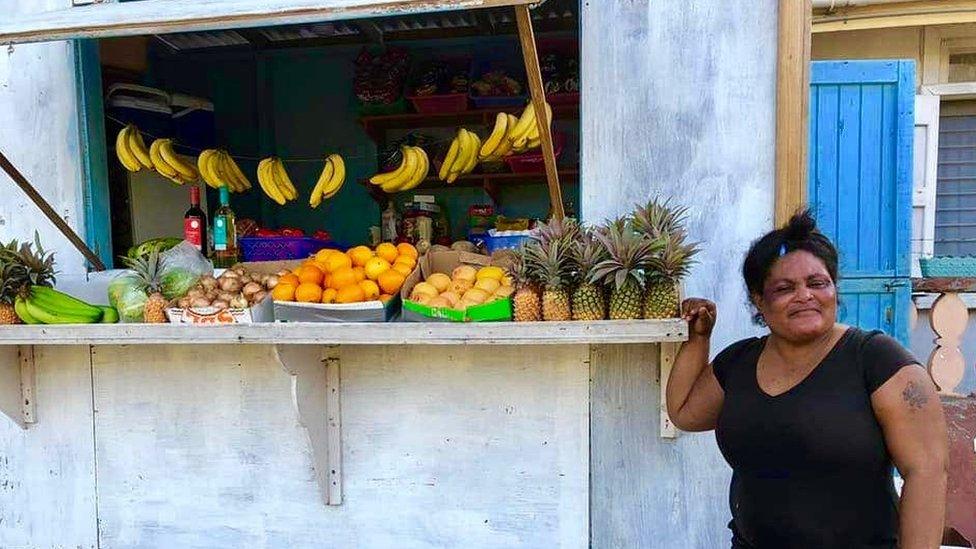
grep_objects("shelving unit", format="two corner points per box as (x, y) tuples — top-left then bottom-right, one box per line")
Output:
(359, 167), (579, 205)
(359, 102), (579, 141)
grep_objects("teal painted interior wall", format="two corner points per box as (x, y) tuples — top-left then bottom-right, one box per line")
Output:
(144, 34), (578, 246)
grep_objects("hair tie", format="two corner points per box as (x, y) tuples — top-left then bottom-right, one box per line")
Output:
(778, 243), (788, 257)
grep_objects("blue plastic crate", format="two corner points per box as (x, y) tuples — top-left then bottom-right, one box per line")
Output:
(484, 230), (532, 254)
(171, 93), (215, 156)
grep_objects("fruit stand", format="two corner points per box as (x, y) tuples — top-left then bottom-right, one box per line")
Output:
(0, 0), (805, 547)
(0, 1), (709, 544)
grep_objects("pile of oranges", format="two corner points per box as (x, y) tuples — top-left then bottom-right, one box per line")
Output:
(271, 242), (418, 304)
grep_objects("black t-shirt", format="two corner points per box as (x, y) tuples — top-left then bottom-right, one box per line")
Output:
(712, 327), (919, 549)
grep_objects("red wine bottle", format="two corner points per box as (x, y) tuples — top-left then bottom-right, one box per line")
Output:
(184, 185), (208, 255)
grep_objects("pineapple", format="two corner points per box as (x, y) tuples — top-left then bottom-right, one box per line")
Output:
(120, 249), (168, 323)
(570, 230), (608, 321)
(524, 239), (573, 321)
(509, 250), (541, 322)
(631, 198), (700, 319)
(0, 234), (56, 324)
(644, 232), (699, 319)
(592, 219), (660, 320)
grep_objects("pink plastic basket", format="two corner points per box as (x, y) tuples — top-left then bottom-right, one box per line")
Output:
(408, 93), (469, 114)
(503, 132), (566, 173)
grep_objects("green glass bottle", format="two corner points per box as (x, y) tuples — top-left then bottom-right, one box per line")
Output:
(212, 186), (238, 268)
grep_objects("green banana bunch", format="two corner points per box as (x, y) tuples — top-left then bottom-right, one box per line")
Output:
(16, 286), (110, 324)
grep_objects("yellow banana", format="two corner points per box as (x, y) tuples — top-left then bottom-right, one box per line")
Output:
(439, 137), (460, 181)
(309, 158), (334, 208)
(462, 130), (482, 174)
(479, 112), (509, 160)
(322, 154), (345, 199)
(197, 149), (222, 189)
(221, 152), (252, 192)
(371, 148), (413, 188)
(149, 138), (183, 183)
(399, 147), (429, 192)
(526, 102), (553, 141)
(527, 137), (541, 150)
(127, 126), (154, 169)
(508, 103), (537, 144)
(271, 158), (297, 201)
(158, 139), (199, 182)
(115, 126), (141, 172)
(382, 147), (419, 193)
(257, 158), (286, 205)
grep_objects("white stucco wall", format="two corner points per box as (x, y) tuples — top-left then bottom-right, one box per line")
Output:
(581, 1), (779, 546)
(0, 0), (88, 274)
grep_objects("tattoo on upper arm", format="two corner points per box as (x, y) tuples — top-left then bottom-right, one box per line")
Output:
(901, 380), (929, 411)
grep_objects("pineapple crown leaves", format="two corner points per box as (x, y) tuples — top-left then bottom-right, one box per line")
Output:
(508, 245), (539, 288)
(591, 219), (663, 291)
(119, 247), (163, 293)
(530, 216), (581, 247)
(522, 238), (574, 291)
(0, 231), (57, 300)
(631, 197), (691, 239)
(646, 230), (701, 283)
(570, 228), (609, 279)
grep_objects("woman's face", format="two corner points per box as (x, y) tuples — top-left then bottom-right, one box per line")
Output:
(753, 250), (837, 343)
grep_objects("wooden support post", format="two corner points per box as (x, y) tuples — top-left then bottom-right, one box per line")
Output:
(0, 149), (106, 271)
(515, 4), (564, 220)
(774, 0), (811, 226)
(658, 342), (678, 439)
(19, 346), (36, 425)
(274, 344), (343, 505)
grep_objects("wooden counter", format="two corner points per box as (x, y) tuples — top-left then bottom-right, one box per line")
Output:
(0, 319), (687, 346)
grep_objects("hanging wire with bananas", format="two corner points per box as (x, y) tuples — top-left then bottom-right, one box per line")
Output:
(113, 99), (552, 205)
(113, 123), (348, 208)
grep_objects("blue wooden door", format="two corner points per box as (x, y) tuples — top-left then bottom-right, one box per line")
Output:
(809, 60), (914, 345)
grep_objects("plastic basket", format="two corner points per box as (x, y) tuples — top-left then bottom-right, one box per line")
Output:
(171, 93), (215, 155)
(484, 230), (533, 254)
(358, 97), (408, 116)
(469, 53), (527, 109)
(239, 237), (339, 262)
(408, 93), (469, 114)
(919, 256), (976, 277)
(503, 132), (566, 173)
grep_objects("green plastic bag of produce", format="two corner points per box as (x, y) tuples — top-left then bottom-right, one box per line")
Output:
(159, 241), (212, 300)
(107, 273), (148, 323)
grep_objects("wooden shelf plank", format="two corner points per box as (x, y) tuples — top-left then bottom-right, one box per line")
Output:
(0, 319), (687, 346)
(360, 167), (579, 204)
(360, 103), (579, 141)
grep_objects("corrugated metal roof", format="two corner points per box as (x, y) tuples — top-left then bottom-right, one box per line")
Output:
(152, 0), (576, 51)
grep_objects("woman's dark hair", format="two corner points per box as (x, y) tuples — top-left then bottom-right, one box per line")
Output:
(742, 209), (839, 302)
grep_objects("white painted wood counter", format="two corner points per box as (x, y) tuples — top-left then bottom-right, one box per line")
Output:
(0, 321), (686, 548)
(0, 319), (686, 345)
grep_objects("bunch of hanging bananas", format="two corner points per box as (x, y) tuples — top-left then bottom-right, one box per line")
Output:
(438, 129), (482, 183)
(369, 146), (429, 194)
(309, 154), (346, 208)
(115, 124), (155, 174)
(478, 112), (519, 163)
(256, 157), (299, 205)
(197, 149), (252, 193)
(505, 101), (553, 155)
(149, 138), (200, 185)
(14, 286), (117, 325)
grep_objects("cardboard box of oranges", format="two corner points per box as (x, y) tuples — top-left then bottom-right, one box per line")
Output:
(400, 250), (513, 322)
(241, 242), (419, 322)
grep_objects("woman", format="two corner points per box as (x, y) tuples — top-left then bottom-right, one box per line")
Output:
(667, 211), (948, 549)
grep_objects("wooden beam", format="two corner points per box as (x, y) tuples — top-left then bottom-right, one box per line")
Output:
(813, 0), (976, 33)
(0, 0), (538, 45)
(515, 5), (565, 220)
(775, 0), (812, 226)
(0, 149), (106, 271)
